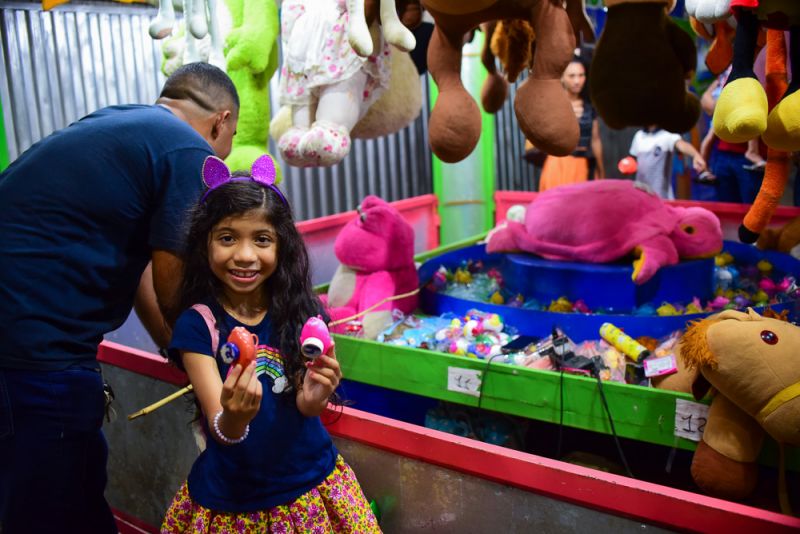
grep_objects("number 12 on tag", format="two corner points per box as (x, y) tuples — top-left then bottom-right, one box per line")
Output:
(674, 398), (709, 442)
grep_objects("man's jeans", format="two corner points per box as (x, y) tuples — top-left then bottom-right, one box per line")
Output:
(0, 367), (118, 533)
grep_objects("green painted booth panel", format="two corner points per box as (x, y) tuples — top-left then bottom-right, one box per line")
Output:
(332, 334), (799, 471)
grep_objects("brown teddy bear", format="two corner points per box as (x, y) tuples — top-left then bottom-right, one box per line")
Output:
(757, 215), (800, 257)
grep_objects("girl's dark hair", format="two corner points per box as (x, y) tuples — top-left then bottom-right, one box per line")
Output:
(176, 174), (323, 388)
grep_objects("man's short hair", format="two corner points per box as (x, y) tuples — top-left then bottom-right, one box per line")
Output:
(160, 62), (240, 113)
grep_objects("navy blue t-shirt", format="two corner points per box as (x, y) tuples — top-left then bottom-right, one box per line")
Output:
(0, 105), (212, 371)
(170, 302), (337, 512)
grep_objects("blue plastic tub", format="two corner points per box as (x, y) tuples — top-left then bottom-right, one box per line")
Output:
(502, 253), (714, 311)
(418, 242), (799, 342)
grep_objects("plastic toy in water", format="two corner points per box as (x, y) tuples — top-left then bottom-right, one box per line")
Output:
(599, 322), (650, 362)
(617, 156), (638, 175)
(220, 327), (259, 368)
(300, 316), (333, 360)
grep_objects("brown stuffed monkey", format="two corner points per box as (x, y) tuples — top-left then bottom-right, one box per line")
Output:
(422, 0), (578, 163)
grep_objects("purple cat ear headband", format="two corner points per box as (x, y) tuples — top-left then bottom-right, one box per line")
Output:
(200, 154), (288, 206)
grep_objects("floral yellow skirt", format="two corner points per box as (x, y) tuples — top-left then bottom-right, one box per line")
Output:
(161, 455), (381, 533)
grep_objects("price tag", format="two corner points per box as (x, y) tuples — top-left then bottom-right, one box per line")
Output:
(643, 355), (678, 377)
(447, 367), (482, 397)
(674, 399), (710, 442)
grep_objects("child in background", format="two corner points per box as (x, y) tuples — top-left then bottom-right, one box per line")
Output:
(161, 155), (380, 533)
(628, 125), (707, 199)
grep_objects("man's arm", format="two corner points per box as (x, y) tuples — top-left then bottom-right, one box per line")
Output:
(134, 250), (184, 349)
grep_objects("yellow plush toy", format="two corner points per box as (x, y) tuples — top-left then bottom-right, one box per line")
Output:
(688, 1), (800, 242)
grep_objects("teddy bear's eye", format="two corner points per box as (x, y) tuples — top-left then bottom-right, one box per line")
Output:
(683, 225), (695, 234)
(761, 330), (778, 345)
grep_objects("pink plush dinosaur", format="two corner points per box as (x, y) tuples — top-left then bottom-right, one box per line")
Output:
(321, 195), (418, 339)
(487, 180), (723, 284)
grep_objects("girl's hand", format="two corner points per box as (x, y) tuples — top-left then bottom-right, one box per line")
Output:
(298, 343), (342, 416)
(218, 361), (262, 436)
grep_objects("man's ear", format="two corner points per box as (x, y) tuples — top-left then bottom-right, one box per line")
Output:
(211, 110), (231, 140)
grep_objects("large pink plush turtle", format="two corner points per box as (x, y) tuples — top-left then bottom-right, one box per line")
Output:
(486, 180), (723, 284)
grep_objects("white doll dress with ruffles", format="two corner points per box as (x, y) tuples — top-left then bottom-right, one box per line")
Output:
(279, 0), (391, 109)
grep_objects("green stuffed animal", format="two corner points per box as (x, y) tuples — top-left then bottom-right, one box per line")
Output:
(156, 0), (280, 174)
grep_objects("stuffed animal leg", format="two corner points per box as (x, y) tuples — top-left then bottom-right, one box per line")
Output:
(712, 7), (769, 143)
(590, 0), (700, 134)
(424, 0), (577, 163)
(149, 0), (177, 39)
(708, 2), (800, 152)
(150, 0), (226, 69)
(691, 394), (765, 500)
(348, 0), (416, 56)
(740, 28), (791, 242)
(479, 21), (511, 114)
(278, 70), (367, 167)
(277, 0), (393, 167)
(762, 27), (800, 151)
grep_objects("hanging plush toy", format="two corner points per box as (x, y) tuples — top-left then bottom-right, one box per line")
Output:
(149, 0), (226, 68)
(689, 12), (738, 75)
(418, 0), (579, 163)
(270, 41), (422, 144)
(275, 0), (416, 168)
(590, 0), (700, 134)
(689, 1), (800, 243)
(689, 1), (800, 151)
(478, 0), (595, 120)
(157, 0), (280, 173)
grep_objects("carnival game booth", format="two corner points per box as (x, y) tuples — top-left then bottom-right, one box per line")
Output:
(101, 342), (800, 534)
(103, 196), (800, 532)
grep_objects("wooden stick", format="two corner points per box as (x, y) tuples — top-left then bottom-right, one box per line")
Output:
(127, 384), (193, 420)
(128, 288), (421, 419)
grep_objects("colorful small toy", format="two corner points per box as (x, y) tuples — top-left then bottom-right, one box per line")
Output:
(300, 316), (333, 360)
(220, 327), (259, 368)
(617, 156), (638, 175)
(599, 322), (650, 362)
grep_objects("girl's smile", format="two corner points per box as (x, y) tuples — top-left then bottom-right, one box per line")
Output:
(209, 209), (278, 307)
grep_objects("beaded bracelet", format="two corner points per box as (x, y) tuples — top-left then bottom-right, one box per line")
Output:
(212, 410), (249, 445)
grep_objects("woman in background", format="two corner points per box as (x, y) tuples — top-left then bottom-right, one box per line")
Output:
(538, 56), (604, 191)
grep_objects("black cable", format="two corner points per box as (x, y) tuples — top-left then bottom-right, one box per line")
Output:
(476, 353), (506, 412)
(556, 368), (565, 460)
(593, 372), (634, 479)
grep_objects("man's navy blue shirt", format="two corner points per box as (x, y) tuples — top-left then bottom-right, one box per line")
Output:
(0, 105), (212, 371)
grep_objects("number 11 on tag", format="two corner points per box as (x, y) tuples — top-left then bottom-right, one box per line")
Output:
(447, 367), (483, 397)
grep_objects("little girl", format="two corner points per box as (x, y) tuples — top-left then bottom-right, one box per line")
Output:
(161, 155), (380, 532)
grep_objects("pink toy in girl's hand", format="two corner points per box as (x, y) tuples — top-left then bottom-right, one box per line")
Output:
(220, 327), (258, 368)
(300, 316), (332, 360)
